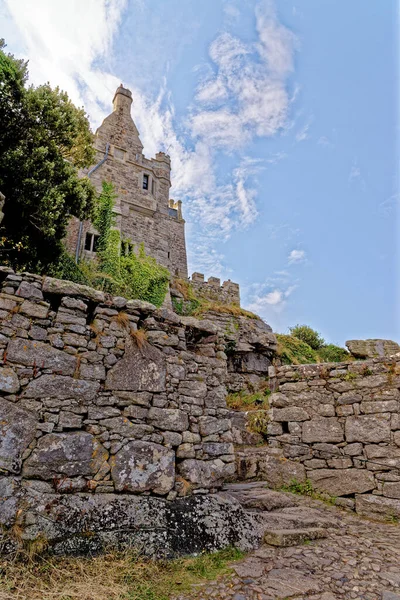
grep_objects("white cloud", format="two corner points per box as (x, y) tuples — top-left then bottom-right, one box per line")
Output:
(190, 6), (296, 149)
(2, 0), (296, 277)
(288, 249), (306, 264)
(245, 282), (297, 324)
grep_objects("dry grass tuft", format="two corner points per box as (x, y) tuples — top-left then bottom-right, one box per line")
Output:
(194, 300), (258, 320)
(0, 547), (244, 600)
(130, 327), (148, 349)
(114, 311), (131, 330)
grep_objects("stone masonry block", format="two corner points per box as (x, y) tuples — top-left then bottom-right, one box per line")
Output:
(345, 414), (391, 443)
(302, 418), (344, 444)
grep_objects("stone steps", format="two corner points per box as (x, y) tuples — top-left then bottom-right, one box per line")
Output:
(222, 481), (340, 547)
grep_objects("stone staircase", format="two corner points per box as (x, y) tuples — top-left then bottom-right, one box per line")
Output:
(220, 481), (341, 548)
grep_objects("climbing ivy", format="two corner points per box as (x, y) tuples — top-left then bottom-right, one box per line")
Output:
(52, 181), (170, 306)
(81, 181), (169, 306)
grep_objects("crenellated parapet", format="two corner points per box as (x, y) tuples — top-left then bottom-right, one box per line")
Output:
(190, 272), (240, 306)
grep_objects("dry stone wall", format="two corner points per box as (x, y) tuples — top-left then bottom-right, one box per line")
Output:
(0, 268), (263, 554)
(237, 358), (400, 520)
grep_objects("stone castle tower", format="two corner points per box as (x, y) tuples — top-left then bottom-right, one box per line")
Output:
(66, 85), (188, 278)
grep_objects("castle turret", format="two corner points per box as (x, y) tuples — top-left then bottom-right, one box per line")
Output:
(113, 85), (133, 113)
(66, 86), (188, 278)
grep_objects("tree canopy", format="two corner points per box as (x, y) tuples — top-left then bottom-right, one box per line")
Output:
(0, 39), (96, 271)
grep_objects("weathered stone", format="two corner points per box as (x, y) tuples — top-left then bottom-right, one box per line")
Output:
(302, 418), (344, 443)
(308, 468), (375, 496)
(100, 416), (153, 438)
(111, 441), (174, 494)
(355, 493), (400, 520)
(0, 398), (36, 473)
(88, 406), (120, 420)
(106, 341), (166, 392)
(80, 363), (106, 380)
(346, 338), (400, 358)
(360, 400), (399, 414)
(20, 300), (49, 319)
(198, 416), (230, 436)
(264, 527), (327, 547)
(345, 414), (391, 443)
(178, 458), (234, 488)
(271, 407), (310, 422)
(42, 277), (105, 302)
(343, 442), (363, 456)
(203, 442), (234, 456)
(58, 411), (83, 429)
(23, 433), (108, 479)
(0, 367), (19, 393)
(123, 405), (148, 420)
(7, 338), (76, 375)
(16, 281), (43, 300)
(236, 450), (306, 487)
(260, 568), (320, 597)
(147, 407), (189, 432)
(23, 375), (99, 401)
(382, 481), (400, 499)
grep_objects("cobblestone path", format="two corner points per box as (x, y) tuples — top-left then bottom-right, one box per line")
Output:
(176, 484), (400, 600)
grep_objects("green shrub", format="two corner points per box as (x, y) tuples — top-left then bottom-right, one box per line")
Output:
(276, 334), (318, 365)
(47, 250), (89, 285)
(289, 324), (325, 350)
(318, 344), (350, 363)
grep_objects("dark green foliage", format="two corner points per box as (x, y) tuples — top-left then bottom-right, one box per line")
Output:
(318, 344), (350, 363)
(0, 40), (96, 272)
(171, 296), (201, 316)
(289, 324), (325, 350)
(47, 250), (90, 286)
(64, 181), (170, 307)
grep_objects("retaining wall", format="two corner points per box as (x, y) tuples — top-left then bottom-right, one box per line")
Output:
(237, 358), (400, 519)
(0, 268), (255, 553)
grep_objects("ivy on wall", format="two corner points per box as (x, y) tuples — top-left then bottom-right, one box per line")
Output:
(53, 181), (170, 307)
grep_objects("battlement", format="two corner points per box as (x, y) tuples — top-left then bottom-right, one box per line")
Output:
(190, 272), (240, 306)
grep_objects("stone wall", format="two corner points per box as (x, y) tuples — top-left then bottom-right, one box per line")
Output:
(237, 358), (400, 519)
(202, 311), (277, 394)
(190, 272), (240, 306)
(0, 268), (250, 552)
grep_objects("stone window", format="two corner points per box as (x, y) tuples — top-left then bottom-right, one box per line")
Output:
(151, 178), (155, 195)
(84, 233), (100, 252)
(114, 147), (125, 161)
(143, 174), (149, 190)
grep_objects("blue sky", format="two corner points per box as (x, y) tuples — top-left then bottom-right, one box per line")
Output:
(1, 0), (398, 345)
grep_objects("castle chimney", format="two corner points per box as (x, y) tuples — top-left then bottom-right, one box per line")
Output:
(113, 85), (133, 113)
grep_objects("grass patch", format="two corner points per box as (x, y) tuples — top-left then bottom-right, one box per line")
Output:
(247, 410), (269, 435)
(171, 278), (257, 320)
(226, 388), (270, 411)
(280, 478), (336, 505)
(276, 334), (351, 365)
(276, 334), (319, 365)
(0, 547), (244, 600)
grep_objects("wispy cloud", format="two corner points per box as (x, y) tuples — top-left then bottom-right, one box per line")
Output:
(295, 117), (312, 142)
(2, 0), (297, 276)
(245, 277), (298, 328)
(288, 249), (306, 264)
(317, 135), (333, 147)
(349, 159), (366, 190)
